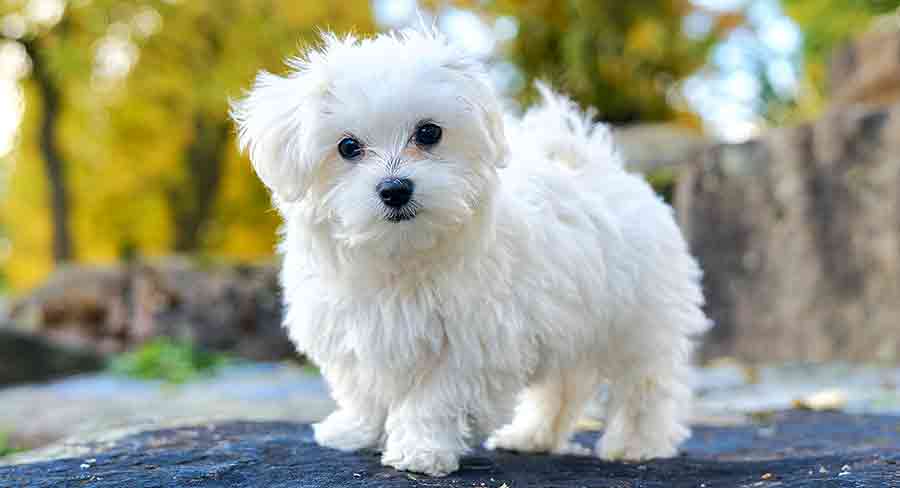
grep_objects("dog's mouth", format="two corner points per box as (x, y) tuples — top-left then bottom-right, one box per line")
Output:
(384, 202), (419, 223)
(386, 213), (415, 222)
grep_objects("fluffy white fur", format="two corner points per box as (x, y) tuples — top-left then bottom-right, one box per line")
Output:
(232, 28), (710, 477)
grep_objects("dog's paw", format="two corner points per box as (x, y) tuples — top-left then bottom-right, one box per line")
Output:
(598, 435), (677, 462)
(313, 410), (382, 452)
(598, 415), (688, 462)
(485, 425), (555, 453)
(553, 441), (592, 456)
(381, 445), (459, 477)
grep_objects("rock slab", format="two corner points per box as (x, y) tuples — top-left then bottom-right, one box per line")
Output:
(1, 411), (898, 487)
(678, 103), (900, 362)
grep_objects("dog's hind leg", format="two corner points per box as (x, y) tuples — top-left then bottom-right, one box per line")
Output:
(486, 364), (598, 455)
(485, 372), (563, 453)
(549, 368), (600, 455)
(597, 331), (693, 461)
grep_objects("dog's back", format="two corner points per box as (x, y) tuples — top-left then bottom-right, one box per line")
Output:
(509, 82), (622, 172)
(498, 82), (709, 352)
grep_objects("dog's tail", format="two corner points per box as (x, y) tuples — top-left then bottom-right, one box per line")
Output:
(517, 82), (623, 170)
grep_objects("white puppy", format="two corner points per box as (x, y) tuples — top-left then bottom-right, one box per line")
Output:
(232, 29), (710, 477)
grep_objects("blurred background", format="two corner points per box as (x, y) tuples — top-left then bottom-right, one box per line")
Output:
(1, 0), (899, 460)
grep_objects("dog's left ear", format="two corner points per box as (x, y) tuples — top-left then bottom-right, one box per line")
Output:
(441, 55), (510, 169)
(482, 96), (510, 169)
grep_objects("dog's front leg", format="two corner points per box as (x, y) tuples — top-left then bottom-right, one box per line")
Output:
(380, 364), (471, 477)
(313, 361), (387, 452)
(314, 403), (386, 452)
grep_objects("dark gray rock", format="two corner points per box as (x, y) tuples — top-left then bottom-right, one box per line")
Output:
(0, 327), (104, 386)
(1, 411), (898, 487)
(677, 103), (900, 362)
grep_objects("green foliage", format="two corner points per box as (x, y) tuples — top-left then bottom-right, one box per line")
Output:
(781, 0), (900, 118)
(784, 0), (898, 61)
(487, 0), (731, 125)
(1, 1), (374, 289)
(109, 337), (230, 384)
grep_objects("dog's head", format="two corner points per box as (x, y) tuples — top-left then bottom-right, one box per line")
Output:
(232, 29), (508, 257)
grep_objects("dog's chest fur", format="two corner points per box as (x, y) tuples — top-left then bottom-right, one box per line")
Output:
(285, 252), (537, 376)
(282, 224), (623, 400)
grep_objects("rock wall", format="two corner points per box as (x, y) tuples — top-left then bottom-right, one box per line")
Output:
(678, 103), (900, 362)
(7, 259), (295, 361)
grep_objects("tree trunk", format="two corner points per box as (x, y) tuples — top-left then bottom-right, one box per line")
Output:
(22, 39), (73, 263)
(169, 114), (230, 253)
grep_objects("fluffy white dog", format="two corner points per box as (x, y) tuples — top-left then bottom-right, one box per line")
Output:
(232, 28), (710, 477)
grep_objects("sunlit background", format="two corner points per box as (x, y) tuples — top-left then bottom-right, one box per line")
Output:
(0, 0), (809, 153)
(0, 0), (897, 290)
(1, 0), (900, 465)
(374, 0), (805, 141)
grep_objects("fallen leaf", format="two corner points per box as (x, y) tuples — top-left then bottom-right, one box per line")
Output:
(575, 417), (605, 431)
(792, 389), (848, 411)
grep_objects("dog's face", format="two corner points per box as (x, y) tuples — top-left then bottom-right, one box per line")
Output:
(233, 30), (509, 257)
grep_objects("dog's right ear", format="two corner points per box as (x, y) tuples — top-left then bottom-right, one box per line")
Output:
(231, 70), (321, 203)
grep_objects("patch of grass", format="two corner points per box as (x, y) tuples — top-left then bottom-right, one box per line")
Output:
(301, 362), (321, 375)
(0, 432), (22, 458)
(645, 167), (678, 204)
(109, 337), (230, 384)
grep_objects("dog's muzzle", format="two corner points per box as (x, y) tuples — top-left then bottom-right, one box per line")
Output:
(377, 178), (416, 222)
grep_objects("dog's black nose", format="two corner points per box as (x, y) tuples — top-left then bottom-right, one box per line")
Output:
(377, 178), (414, 208)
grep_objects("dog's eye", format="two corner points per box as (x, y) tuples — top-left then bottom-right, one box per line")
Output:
(338, 137), (364, 161)
(414, 123), (442, 147)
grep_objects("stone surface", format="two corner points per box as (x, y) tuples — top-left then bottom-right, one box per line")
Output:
(830, 28), (900, 106)
(677, 103), (900, 362)
(1, 412), (898, 487)
(7, 259), (294, 361)
(693, 362), (900, 419)
(0, 326), (103, 386)
(0, 363), (333, 451)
